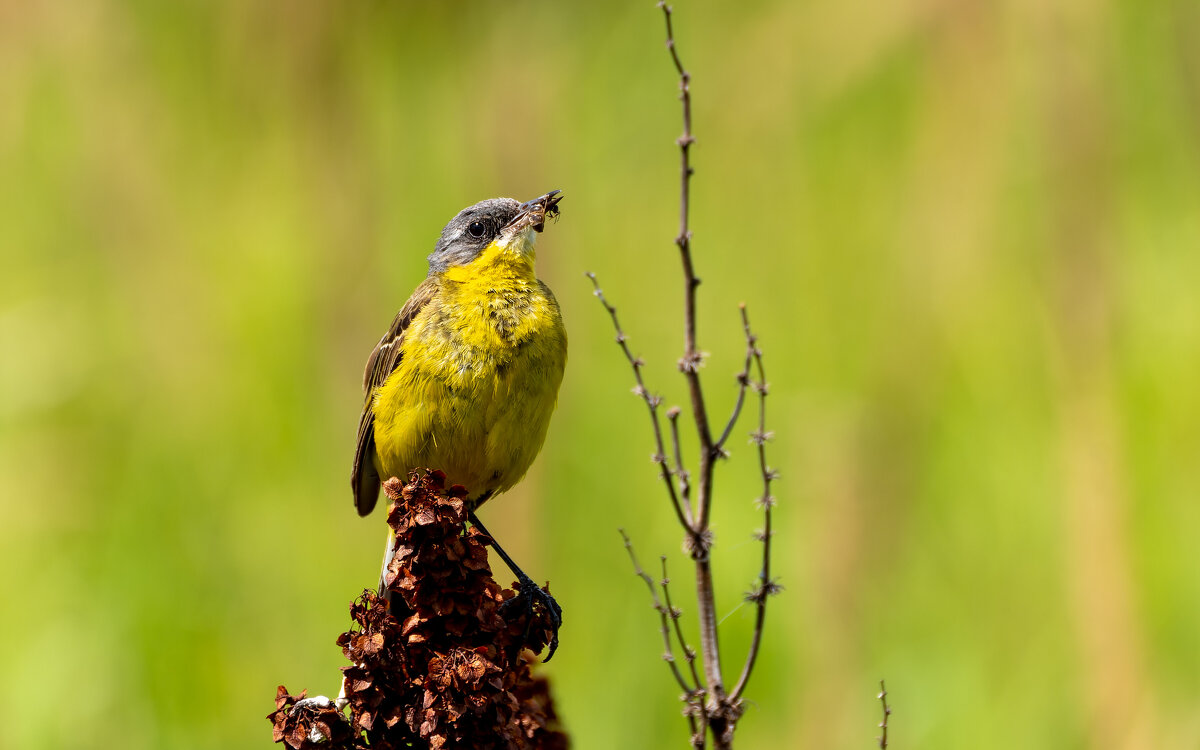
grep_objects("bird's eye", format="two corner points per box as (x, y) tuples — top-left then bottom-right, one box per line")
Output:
(467, 221), (488, 238)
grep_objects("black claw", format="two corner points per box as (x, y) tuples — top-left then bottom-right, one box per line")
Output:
(469, 509), (563, 661)
(502, 574), (563, 662)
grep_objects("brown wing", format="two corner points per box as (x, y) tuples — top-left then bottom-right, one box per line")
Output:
(352, 277), (439, 516)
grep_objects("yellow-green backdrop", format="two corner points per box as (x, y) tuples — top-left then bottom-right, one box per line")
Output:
(2, 1), (1198, 748)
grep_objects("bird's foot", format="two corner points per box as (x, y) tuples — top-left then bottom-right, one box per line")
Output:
(290, 676), (349, 715)
(501, 574), (563, 662)
(290, 694), (349, 715)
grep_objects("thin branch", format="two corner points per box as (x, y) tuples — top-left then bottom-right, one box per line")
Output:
(713, 319), (755, 454)
(692, 710), (709, 750)
(693, 558), (726, 722)
(597, 6), (782, 748)
(668, 406), (692, 507)
(590, 273), (694, 530)
(658, 6), (728, 725)
(686, 714), (701, 749)
(659, 1), (718, 532)
(877, 680), (891, 749)
(660, 555), (703, 691)
(730, 304), (779, 701)
(619, 529), (696, 694)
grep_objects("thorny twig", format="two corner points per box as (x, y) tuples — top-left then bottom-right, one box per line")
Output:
(590, 274), (695, 532)
(713, 328), (754, 455)
(620, 529), (696, 696)
(659, 0), (717, 535)
(668, 406), (693, 505)
(588, 3), (780, 748)
(620, 529), (702, 738)
(730, 304), (779, 701)
(877, 680), (891, 749)
(652, 7), (736, 738)
(660, 555), (702, 690)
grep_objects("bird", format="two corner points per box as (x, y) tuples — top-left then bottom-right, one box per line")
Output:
(351, 190), (567, 657)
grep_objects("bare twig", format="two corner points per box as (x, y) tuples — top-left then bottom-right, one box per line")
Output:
(668, 406), (693, 506)
(657, 6), (732, 730)
(660, 555), (702, 690)
(593, 5), (780, 748)
(620, 528), (696, 695)
(692, 704), (709, 750)
(713, 322), (754, 455)
(590, 273), (694, 530)
(730, 305), (779, 701)
(877, 680), (891, 749)
(659, 1), (718, 531)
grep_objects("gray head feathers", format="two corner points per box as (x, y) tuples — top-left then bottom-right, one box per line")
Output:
(426, 198), (521, 272)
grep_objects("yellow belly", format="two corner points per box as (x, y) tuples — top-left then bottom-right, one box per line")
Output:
(370, 267), (566, 502)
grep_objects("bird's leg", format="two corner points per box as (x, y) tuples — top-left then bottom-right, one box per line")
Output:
(467, 508), (563, 662)
(290, 679), (349, 715)
(377, 526), (397, 607)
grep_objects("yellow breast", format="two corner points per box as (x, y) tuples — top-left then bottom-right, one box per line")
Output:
(370, 243), (567, 501)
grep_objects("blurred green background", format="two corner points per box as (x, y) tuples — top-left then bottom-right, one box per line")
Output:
(3, 0), (1199, 747)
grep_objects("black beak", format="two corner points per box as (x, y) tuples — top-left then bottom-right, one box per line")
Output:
(506, 190), (563, 233)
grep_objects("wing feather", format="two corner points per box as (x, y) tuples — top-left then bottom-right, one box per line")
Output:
(351, 278), (439, 516)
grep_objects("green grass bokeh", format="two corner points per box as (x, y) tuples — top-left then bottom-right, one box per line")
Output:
(2, 1), (1198, 747)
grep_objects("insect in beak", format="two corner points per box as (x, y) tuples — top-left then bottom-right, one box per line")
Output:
(507, 190), (563, 233)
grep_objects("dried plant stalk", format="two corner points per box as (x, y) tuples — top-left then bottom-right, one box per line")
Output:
(586, 4), (780, 748)
(269, 471), (567, 750)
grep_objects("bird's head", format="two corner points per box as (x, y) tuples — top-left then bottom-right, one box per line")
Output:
(427, 190), (563, 272)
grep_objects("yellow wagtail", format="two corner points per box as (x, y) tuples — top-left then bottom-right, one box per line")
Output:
(351, 190), (567, 655)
